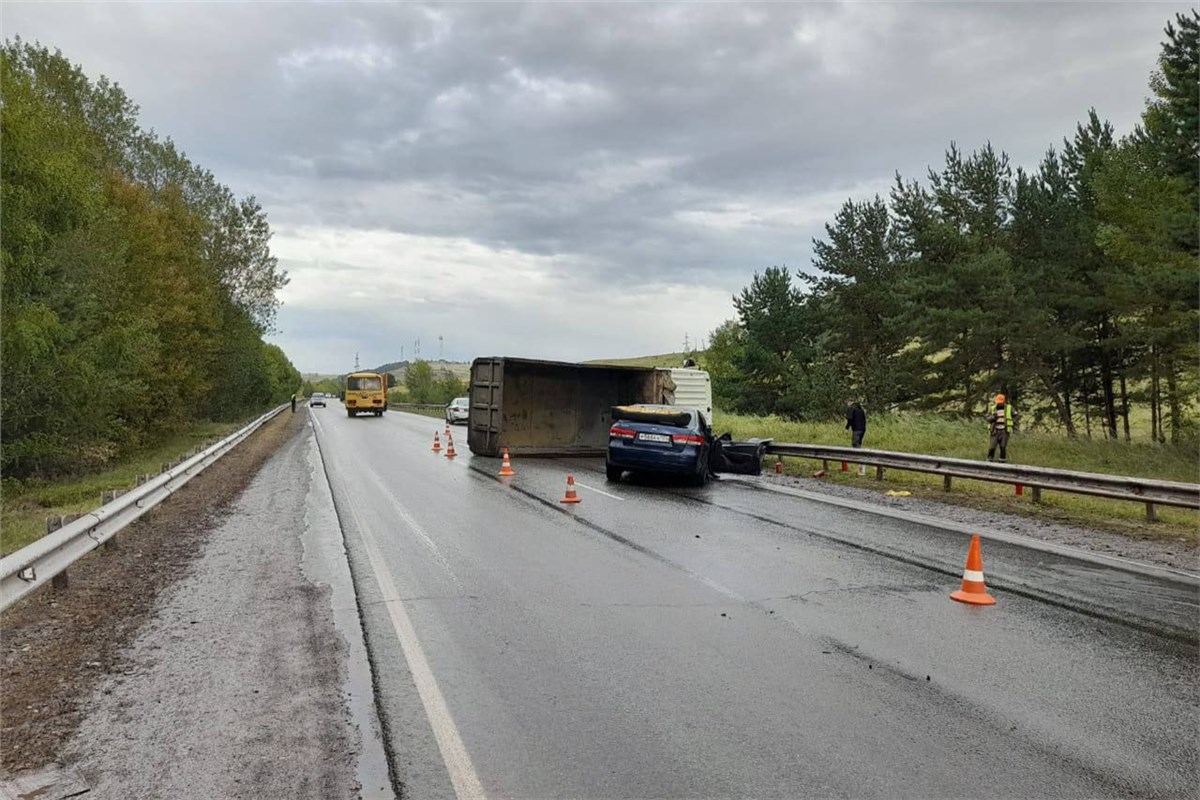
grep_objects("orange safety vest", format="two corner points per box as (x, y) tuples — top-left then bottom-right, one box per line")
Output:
(990, 405), (1012, 433)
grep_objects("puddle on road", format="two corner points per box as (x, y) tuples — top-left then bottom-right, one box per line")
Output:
(301, 429), (394, 799)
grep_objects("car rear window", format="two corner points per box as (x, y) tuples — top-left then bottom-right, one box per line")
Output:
(612, 405), (695, 428)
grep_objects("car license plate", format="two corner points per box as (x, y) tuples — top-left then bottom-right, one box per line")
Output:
(638, 433), (672, 443)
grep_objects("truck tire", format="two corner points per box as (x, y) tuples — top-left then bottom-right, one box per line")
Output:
(347, 409), (354, 418)
(605, 462), (622, 482)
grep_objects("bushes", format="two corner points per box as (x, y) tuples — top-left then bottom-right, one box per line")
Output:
(1, 41), (297, 478)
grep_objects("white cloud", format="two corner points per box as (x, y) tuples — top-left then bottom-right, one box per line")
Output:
(4, 0), (1186, 374)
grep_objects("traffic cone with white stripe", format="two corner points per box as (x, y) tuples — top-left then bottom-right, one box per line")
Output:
(560, 475), (581, 504)
(432, 432), (441, 453)
(498, 448), (516, 477)
(444, 433), (457, 459)
(950, 535), (996, 606)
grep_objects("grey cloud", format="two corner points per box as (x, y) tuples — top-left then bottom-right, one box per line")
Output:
(5, 1), (1189, 369)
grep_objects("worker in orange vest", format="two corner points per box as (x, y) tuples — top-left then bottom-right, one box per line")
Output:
(987, 394), (1014, 462)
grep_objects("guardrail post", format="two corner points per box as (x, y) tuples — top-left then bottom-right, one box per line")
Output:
(875, 465), (884, 481)
(1015, 483), (1024, 497)
(46, 516), (69, 591)
(1031, 486), (1042, 504)
(1146, 502), (1158, 522)
(943, 475), (952, 491)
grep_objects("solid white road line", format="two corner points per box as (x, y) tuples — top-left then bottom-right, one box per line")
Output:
(356, 508), (487, 800)
(364, 468), (463, 586)
(313, 413), (486, 800)
(573, 481), (624, 501)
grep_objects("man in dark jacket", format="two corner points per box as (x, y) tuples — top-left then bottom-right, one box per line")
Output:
(845, 401), (867, 448)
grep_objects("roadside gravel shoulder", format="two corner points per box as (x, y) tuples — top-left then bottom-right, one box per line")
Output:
(1, 408), (371, 800)
(56, 418), (362, 799)
(760, 471), (1199, 573)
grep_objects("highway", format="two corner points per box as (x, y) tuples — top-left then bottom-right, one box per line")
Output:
(311, 404), (1199, 799)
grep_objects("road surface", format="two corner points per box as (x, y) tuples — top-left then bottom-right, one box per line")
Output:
(311, 404), (1198, 799)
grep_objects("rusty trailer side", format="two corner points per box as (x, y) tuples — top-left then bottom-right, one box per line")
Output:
(467, 357), (674, 457)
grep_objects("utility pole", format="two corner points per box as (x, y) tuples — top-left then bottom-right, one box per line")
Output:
(683, 332), (690, 352)
(400, 345), (404, 362)
(354, 352), (360, 371)
(438, 335), (444, 361)
(415, 338), (420, 359)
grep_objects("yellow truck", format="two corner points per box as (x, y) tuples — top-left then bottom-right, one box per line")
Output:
(343, 371), (387, 417)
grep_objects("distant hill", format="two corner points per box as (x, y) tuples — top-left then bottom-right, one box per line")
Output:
(371, 360), (472, 381)
(586, 352), (703, 369)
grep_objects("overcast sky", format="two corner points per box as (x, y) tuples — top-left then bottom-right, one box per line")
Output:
(4, 2), (1187, 373)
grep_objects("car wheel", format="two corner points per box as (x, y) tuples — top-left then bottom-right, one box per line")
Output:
(688, 460), (708, 487)
(347, 409), (354, 418)
(605, 462), (622, 482)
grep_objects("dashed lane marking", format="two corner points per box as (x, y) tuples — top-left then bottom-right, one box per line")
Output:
(573, 481), (624, 501)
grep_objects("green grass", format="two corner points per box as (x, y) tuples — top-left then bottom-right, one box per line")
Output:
(719, 412), (1199, 543)
(586, 352), (698, 369)
(1, 421), (240, 556)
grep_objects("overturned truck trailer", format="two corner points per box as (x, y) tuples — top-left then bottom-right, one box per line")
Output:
(467, 357), (712, 457)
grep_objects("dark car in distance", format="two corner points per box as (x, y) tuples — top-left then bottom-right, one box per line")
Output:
(606, 405), (710, 486)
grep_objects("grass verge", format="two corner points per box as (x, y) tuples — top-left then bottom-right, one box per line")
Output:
(718, 412), (1199, 544)
(1, 420), (240, 556)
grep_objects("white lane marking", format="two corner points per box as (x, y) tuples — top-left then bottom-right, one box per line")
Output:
(364, 469), (462, 585)
(312, 409), (485, 799)
(357, 528), (486, 800)
(573, 481), (624, 501)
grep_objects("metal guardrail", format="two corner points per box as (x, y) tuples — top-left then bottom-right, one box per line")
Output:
(0, 404), (289, 612)
(765, 443), (1200, 520)
(388, 402), (446, 410)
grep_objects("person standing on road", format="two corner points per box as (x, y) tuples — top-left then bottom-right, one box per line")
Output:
(291, 392), (297, 413)
(987, 394), (1013, 462)
(845, 400), (867, 448)
(845, 400), (868, 476)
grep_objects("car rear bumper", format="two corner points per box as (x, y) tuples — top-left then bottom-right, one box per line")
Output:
(607, 441), (703, 474)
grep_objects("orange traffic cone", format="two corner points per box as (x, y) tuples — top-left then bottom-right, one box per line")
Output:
(560, 475), (581, 504)
(950, 535), (996, 606)
(444, 434), (457, 459)
(445, 423), (451, 439)
(498, 448), (516, 477)
(432, 432), (442, 453)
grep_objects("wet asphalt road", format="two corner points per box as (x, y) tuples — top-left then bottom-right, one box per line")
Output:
(311, 404), (1199, 799)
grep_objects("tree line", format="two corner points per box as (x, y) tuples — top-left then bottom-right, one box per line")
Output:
(2, 41), (299, 478)
(302, 361), (467, 405)
(706, 12), (1198, 443)
(400, 360), (467, 405)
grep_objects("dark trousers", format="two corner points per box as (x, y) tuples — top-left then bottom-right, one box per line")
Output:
(988, 430), (1009, 461)
(851, 430), (865, 448)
